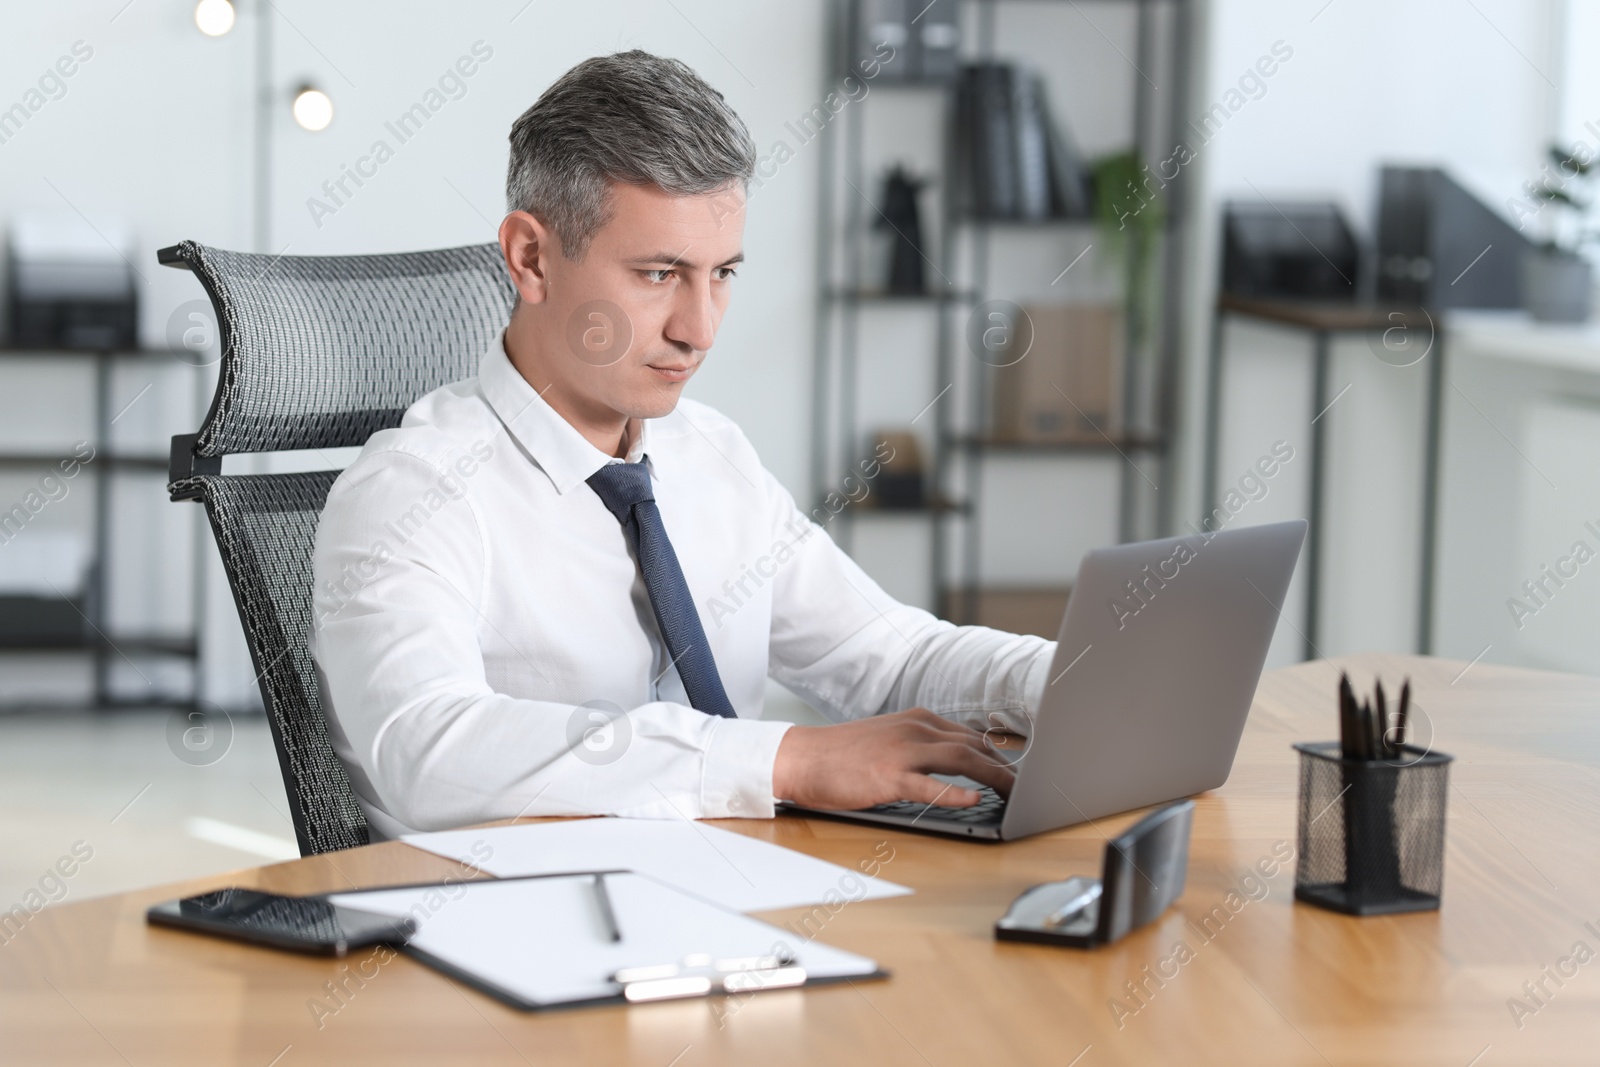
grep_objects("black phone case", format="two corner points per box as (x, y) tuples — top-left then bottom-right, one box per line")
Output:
(147, 891), (417, 957)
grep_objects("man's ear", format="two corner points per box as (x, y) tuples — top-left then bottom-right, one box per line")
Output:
(498, 210), (557, 304)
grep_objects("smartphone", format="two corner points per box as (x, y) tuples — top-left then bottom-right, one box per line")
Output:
(147, 888), (417, 957)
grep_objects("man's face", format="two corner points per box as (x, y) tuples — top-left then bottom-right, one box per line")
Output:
(536, 181), (746, 422)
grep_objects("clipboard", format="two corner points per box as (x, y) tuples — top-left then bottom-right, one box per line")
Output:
(325, 870), (887, 1011)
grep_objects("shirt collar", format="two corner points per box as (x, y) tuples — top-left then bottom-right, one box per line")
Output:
(479, 332), (654, 494)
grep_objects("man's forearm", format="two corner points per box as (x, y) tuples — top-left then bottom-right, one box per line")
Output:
(328, 681), (792, 830)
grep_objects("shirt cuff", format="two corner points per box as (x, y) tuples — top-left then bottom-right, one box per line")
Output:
(700, 717), (793, 818)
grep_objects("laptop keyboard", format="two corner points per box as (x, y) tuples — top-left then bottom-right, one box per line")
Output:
(862, 786), (1007, 825)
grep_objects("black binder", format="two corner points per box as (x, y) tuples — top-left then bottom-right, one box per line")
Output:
(967, 63), (1019, 219)
(955, 61), (1093, 222)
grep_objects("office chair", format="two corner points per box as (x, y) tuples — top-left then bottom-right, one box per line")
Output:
(161, 240), (516, 856)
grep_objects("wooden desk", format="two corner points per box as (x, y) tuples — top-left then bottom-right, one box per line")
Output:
(5, 653), (1598, 1065)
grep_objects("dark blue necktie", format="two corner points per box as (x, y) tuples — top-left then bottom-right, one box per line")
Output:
(587, 460), (737, 718)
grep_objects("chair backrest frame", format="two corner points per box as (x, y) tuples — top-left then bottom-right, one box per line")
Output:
(190, 469), (366, 855)
(162, 239), (516, 855)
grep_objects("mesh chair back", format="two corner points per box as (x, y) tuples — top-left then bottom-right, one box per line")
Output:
(163, 240), (516, 855)
(170, 240), (514, 458)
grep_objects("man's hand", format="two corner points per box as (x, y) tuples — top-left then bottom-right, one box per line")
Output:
(771, 707), (1015, 811)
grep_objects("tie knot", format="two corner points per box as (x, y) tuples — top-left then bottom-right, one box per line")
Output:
(587, 461), (654, 524)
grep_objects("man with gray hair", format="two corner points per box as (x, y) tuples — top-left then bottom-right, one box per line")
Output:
(311, 50), (1054, 836)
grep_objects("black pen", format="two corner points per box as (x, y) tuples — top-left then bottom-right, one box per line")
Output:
(1358, 698), (1374, 760)
(1345, 678), (1358, 760)
(1375, 680), (1389, 757)
(1338, 673), (1355, 759)
(1396, 679), (1411, 751)
(593, 873), (622, 942)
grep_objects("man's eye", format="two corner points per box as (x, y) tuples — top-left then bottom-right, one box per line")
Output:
(643, 269), (674, 283)
(716, 267), (738, 280)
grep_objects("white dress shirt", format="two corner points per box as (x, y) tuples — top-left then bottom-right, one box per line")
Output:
(310, 335), (1056, 837)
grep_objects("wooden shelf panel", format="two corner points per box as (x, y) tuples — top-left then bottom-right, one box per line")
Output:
(938, 584), (1073, 639)
(0, 346), (193, 362)
(824, 287), (979, 304)
(844, 496), (971, 517)
(0, 634), (199, 657)
(947, 435), (1167, 454)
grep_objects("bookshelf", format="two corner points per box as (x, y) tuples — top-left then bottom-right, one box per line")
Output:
(0, 346), (206, 710)
(810, 0), (1193, 629)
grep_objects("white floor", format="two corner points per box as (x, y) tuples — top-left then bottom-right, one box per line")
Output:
(0, 685), (827, 912)
(0, 710), (298, 910)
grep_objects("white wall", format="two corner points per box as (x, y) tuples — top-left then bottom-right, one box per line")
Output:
(1202, 0), (1557, 234)
(256, 2), (823, 493)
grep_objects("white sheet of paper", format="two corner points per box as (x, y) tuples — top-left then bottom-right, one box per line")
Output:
(328, 872), (880, 1008)
(401, 818), (911, 913)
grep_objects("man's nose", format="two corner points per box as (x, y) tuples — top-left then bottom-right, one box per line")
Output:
(665, 278), (718, 352)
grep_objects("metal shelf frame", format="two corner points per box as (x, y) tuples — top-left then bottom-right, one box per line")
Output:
(0, 346), (206, 711)
(809, 0), (1195, 619)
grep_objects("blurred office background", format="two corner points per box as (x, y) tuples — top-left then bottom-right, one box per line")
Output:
(1, 0), (1595, 901)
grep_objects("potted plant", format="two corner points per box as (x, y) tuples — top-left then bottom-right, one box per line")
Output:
(1090, 150), (1165, 352)
(1525, 144), (1599, 323)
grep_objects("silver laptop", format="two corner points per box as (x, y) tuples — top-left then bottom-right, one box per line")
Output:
(782, 519), (1307, 841)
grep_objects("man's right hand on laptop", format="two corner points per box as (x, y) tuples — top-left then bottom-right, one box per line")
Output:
(772, 708), (1016, 811)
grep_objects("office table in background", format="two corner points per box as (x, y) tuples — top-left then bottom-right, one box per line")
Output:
(4, 653), (1598, 1065)
(1203, 296), (1447, 658)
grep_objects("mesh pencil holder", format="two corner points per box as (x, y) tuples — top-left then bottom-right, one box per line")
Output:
(1293, 741), (1453, 916)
